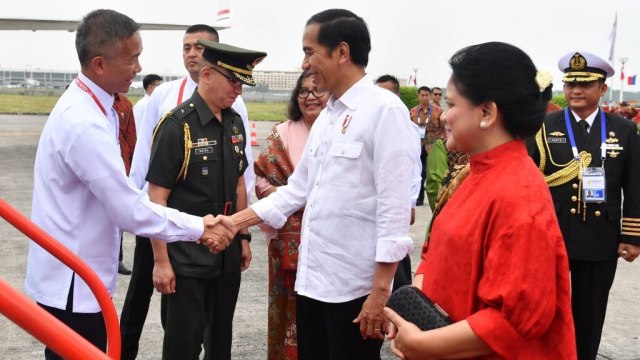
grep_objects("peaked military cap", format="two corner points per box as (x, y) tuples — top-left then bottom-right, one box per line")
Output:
(198, 40), (267, 86)
(558, 51), (614, 83)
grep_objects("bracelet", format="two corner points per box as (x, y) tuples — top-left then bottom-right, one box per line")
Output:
(238, 233), (252, 242)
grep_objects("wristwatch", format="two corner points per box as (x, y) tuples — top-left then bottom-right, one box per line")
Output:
(238, 233), (252, 242)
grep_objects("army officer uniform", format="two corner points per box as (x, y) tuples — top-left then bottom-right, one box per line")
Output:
(146, 89), (247, 359)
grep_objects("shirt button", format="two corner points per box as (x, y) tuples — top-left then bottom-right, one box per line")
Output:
(570, 208), (577, 215)
(572, 183), (579, 189)
(595, 210), (601, 217)
(571, 196), (577, 202)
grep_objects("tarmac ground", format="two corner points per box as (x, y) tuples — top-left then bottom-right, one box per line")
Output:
(0, 114), (638, 359)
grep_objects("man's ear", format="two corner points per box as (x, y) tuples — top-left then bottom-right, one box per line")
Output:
(336, 42), (350, 65)
(91, 56), (106, 76)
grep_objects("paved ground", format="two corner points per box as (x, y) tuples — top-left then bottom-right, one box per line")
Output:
(0, 114), (638, 359)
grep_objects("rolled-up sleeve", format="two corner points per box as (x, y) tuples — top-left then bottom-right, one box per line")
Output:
(466, 221), (559, 357)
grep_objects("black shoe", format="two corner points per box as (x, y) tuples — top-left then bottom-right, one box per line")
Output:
(118, 261), (132, 275)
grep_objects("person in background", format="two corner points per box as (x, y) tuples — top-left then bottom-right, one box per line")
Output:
(431, 86), (445, 109)
(528, 50), (640, 360)
(133, 73), (163, 132)
(410, 86), (442, 206)
(424, 116), (469, 212)
(386, 42), (576, 359)
(24, 10), (231, 359)
(254, 70), (329, 360)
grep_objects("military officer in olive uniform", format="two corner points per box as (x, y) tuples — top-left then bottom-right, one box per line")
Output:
(146, 41), (267, 360)
(527, 51), (640, 360)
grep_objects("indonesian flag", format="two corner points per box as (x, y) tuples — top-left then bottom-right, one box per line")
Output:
(608, 13), (617, 63)
(407, 75), (416, 86)
(621, 63), (625, 81)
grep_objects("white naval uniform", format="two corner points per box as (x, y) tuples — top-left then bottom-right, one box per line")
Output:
(25, 73), (204, 313)
(129, 75), (254, 200)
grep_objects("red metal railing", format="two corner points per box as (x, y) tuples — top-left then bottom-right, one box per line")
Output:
(0, 197), (119, 359)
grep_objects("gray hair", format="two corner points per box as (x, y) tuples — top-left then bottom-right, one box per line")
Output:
(75, 9), (140, 67)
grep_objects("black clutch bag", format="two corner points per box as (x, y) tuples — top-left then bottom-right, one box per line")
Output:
(386, 285), (452, 331)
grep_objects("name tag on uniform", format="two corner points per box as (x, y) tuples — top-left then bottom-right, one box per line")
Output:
(195, 147), (214, 155)
(582, 167), (606, 203)
(192, 140), (217, 148)
(547, 137), (566, 143)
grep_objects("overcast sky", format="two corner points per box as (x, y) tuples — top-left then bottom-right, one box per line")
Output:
(2, 0), (639, 91)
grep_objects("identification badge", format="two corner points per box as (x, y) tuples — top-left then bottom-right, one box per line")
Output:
(582, 167), (606, 203)
(195, 147), (213, 155)
(547, 137), (566, 144)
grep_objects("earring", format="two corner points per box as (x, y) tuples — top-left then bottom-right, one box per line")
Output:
(480, 121), (488, 130)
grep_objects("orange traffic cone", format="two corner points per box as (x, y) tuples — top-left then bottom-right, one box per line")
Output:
(250, 122), (259, 146)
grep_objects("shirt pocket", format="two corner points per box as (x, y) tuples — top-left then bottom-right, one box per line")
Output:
(327, 141), (363, 187)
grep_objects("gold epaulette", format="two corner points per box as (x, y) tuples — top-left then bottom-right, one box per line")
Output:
(535, 123), (592, 187)
(150, 110), (192, 182)
(621, 217), (640, 237)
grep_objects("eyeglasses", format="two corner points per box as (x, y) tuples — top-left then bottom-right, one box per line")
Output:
(297, 88), (326, 99)
(432, 93), (442, 96)
(206, 66), (243, 87)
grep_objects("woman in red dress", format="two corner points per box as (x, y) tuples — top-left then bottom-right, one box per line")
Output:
(385, 42), (576, 359)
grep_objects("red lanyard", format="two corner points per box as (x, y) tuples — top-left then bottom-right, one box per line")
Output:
(75, 78), (107, 116)
(177, 77), (188, 105)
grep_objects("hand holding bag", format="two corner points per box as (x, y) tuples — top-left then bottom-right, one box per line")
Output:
(386, 285), (452, 331)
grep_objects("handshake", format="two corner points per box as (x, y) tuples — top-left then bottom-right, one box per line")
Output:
(199, 215), (239, 253)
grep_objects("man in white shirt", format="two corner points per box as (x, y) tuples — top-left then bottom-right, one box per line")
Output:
(212, 9), (417, 359)
(121, 24), (253, 360)
(132, 73), (163, 132)
(25, 10), (232, 359)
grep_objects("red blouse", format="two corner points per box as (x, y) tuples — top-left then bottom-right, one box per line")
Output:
(416, 140), (576, 359)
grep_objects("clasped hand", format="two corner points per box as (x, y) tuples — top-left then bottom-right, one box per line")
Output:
(199, 215), (238, 253)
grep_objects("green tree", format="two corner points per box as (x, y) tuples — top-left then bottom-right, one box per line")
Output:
(551, 94), (567, 108)
(399, 86), (418, 109)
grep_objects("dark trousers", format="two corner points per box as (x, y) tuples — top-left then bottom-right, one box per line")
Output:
(392, 255), (412, 292)
(296, 294), (383, 360)
(162, 271), (241, 360)
(119, 232), (124, 262)
(417, 144), (427, 204)
(120, 236), (155, 360)
(569, 259), (618, 360)
(39, 275), (106, 359)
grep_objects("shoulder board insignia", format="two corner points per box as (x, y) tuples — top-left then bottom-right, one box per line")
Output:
(549, 131), (565, 137)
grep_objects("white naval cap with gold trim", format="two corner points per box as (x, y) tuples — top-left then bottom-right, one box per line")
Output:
(558, 51), (614, 83)
(199, 40), (267, 86)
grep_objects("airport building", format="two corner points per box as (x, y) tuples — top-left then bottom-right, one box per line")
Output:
(0, 68), (302, 92)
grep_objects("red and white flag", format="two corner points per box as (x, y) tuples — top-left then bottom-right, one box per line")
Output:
(608, 13), (617, 63)
(620, 63), (625, 81)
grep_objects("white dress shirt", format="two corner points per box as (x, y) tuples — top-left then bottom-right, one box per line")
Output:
(132, 93), (150, 133)
(26, 73), (204, 313)
(128, 76), (254, 199)
(251, 75), (417, 303)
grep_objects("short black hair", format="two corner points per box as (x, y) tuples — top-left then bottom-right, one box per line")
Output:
(76, 9), (140, 67)
(287, 71), (311, 121)
(306, 9), (371, 67)
(448, 41), (549, 138)
(432, 87), (442, 93)
(185, 24), (219, 41)
(375, 74), (400, 93)
(142, 74), (163, 90)
(418, 86), (431, 94)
